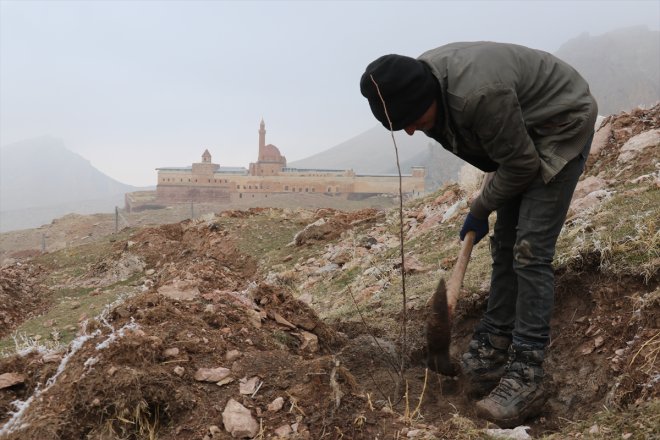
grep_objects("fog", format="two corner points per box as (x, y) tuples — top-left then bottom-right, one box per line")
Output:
(1, 0), (658, 186)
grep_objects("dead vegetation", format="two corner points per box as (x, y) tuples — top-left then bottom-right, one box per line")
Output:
(0, 105), (658, 439)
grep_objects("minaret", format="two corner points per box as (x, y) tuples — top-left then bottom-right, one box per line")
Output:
(258, 118), (266, 160)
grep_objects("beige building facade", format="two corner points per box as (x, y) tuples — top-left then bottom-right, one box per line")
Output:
(155, 120), (425, 204)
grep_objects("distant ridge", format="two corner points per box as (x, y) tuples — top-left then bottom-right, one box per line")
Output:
(291, 27), (659, 189)
(289, 126), (429, 174)
(555, 26), (660, 115)
(0, 136), (139, 231)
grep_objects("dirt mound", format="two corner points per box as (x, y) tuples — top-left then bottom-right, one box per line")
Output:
(294, 208), (383, 245)
(0, 285), (400, 439)
(0, 264), (47, 338)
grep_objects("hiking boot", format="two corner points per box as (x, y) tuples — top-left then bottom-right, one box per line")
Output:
(461, 333), (511, 398)
(475, 345), (546, 428)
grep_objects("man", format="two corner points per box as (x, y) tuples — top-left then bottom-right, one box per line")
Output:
(360, 42), (597, 427)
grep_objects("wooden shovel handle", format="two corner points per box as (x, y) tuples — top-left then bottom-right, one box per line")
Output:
(443, 172), (492, 313)
(446, 231), (475, 312)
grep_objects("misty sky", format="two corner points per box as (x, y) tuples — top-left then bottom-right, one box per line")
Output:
(1, 0), (659, 187)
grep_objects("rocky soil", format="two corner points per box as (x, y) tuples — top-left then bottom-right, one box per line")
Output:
(0, 105), (658, 439)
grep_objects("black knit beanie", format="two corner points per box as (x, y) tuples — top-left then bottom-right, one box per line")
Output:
(360, 54), (437, 131)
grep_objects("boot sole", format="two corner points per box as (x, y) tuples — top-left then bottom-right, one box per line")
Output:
(475, 394), (547, 428)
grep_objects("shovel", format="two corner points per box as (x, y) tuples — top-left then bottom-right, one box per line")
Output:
(426, 230), (475, 376)
(426, 172), (491, 376)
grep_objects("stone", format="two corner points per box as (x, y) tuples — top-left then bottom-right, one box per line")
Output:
(222, 398), (259, 438)
(298, 292), (313, 305)
(194, 367), (232, 383)
(573, 176), (606, 200)
(484, 425), (532, 440)
(271, 311), (296, 329)
(274, 424), (292, 437)
(590, 121), (611, 156)
(42, 352), (63, 363)
(267, 396), (285, 412)
(298, 331), (319, 353)
(402, 255), (432, 274)
(617, 129), (660, 163)
(0, 373), (25, 389)
(163, 347), (180, 358)
(246, 309), (262, 329)
(239, 376), (261, 395)
(157, 280), (200, 301)
(174, 366), (185, 377)
(225, 349), (241, 362)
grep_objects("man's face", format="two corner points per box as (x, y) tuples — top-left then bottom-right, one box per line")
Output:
(404, 100), (437, 136)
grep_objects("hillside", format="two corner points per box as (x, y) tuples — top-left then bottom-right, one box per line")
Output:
(0, 105), (657, 439)
(555, 26), (660, 115)
(0, 137), (139, 232)
(292, 26), (659, 188)
(289, 125), (430, 174)
(289, 126), (463, 191)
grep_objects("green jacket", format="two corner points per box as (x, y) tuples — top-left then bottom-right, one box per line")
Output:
(418, 42), (598, 219)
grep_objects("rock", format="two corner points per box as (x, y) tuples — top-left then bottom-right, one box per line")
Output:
(271, 311), (296, 329)
(239, 376), (261, 395)
(594, 336), (605, 349)
(222, 399), (259, 438)
(617, 129), (660, 163)
(115, 306), (131, 318)
(108, 366), (118, 376)
(174, 366), (185, 377)
(588, 424), (599, 434)
(42, 352), (63, 363)
(590, 121), (611, 156)
(433, 189), (456, 205)
(194, 367), (232, 383)
(442, 199), (467, 222)
(267, 396), (285, 412)
(329, 248), (352, 266)
(570, 189), (613, 214)
(246, 309), (262, 329)
(145, 269), (156, 275)
(573, 176), (606, 200)
(274, 424), (292, 437)
(163, 347), (180, 358)
(298, 331), (319, 353)
(298, 292), (313, 305)
(484, 425), (531, 440)
(0, 373), (26, 389)
(401, 255), (433, 274)
(225, 349), (241, 362)
(315, 263), (340, 275)
(157, 280), (200, 301)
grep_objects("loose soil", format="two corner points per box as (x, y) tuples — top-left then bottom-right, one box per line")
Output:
(0, 106), (658, 439)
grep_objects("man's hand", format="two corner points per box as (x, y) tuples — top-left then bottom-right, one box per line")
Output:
(460, 213), (488, 244)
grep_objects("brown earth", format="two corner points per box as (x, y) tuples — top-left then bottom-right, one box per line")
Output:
(0, 106), (658, 439)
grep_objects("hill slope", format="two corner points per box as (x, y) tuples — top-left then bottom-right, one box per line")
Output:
(292, 26), (659, 186)
(555, 26), (660, 115)
(0, 137), (138, 231)
(289, 125), (430, 173)
(0, 105), (657, 439)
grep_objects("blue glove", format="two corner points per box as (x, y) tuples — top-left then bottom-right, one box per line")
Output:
(460, 213), (488, 244)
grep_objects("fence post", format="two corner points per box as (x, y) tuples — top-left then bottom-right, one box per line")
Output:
(190, 201), (194, 219)
(42, 233), (46, 252)
(115, 206), (119, 233)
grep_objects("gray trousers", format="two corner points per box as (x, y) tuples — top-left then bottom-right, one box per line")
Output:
(478, 136), (593, 350)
